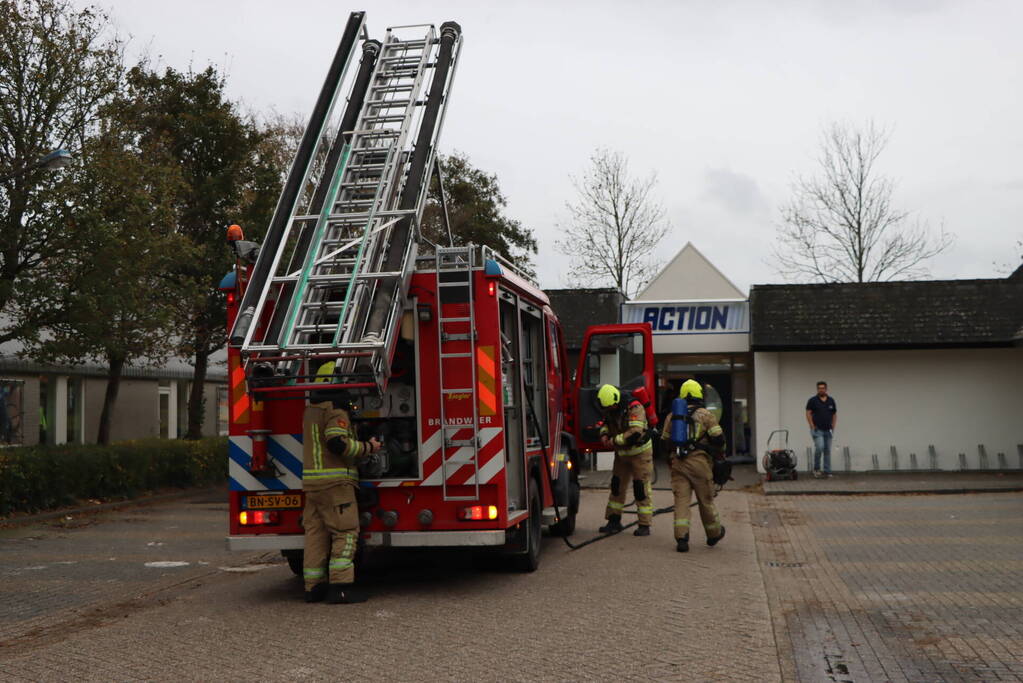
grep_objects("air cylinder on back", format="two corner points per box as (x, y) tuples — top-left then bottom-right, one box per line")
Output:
(670, 397), (690, 445)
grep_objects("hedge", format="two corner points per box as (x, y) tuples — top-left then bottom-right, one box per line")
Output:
(0, 437), (228, 517)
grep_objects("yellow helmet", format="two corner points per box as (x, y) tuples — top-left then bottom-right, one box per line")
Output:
(679, 379), (703, 400)
(314, 361), (336, 383)
(597, 384), (621, 408)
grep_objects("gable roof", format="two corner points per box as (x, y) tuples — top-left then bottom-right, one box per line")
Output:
(637, 242), (746, 300)
(546, 288), (625, 350)
(750, 277), (1023, 350)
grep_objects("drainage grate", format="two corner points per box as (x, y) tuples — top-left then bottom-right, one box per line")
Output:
(766, 561), (805, 568)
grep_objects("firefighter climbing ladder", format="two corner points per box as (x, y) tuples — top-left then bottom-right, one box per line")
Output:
(235, 21), (462, 395)
(435, 247), (481, 501)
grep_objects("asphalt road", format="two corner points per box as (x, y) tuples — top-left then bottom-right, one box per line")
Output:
(2, 485), (1021, 681)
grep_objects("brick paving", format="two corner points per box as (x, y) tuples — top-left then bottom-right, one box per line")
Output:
(3, 483), (1021, 681)
(751, 493), (1023, 682)
(0, 488), (779, 682)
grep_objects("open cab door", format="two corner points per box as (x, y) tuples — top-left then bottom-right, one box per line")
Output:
(570, 323), (654, 452)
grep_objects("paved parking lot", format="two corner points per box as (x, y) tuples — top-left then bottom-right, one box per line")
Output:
(752, 493), (1023, 682)
(1, 486), (1020, 681)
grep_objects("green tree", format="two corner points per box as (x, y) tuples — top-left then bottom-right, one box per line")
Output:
(121, 66), (286, 438)
(27, 114), (187, 444)
(421, 151), (537, 273)
(0, 0), (123, 343)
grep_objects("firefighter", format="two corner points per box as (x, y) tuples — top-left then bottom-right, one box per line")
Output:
(661, 380), (726, 552)
(597, 384), (654, 536)
(302, 363), (381, 604)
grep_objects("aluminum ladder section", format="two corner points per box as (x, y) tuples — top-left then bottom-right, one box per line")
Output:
(270, 26), (438, 363)
(436, 247), (481, 502)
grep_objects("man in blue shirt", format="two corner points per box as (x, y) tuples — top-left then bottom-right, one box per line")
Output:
(805, 381), (837, 478)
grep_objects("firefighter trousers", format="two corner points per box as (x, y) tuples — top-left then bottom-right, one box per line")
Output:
(670, 451), (722, 541)
(302, 482), (359, 590)
(605, 450), (654, 526)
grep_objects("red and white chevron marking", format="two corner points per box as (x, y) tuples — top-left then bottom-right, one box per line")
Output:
(376, 426), (503, 488)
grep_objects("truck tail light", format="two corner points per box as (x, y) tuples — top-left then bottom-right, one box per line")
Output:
(239, 510), (280, 526)
(459, 505), (498, 521)
(487, 281), (496, 297)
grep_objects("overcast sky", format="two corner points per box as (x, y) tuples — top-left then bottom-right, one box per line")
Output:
(86, 0), (1023, 293)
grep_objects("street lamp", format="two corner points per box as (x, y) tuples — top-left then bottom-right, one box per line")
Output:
(0, 149), (74, 183)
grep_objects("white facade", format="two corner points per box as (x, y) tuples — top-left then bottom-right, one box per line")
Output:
(754, 347), (1023, 472)
(640, 242), (746, 301)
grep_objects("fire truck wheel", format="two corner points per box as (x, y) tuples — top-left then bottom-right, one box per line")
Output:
(550, 478), (579, 537)
(282, 550), (303, 577)
(513, 479), (542, 572)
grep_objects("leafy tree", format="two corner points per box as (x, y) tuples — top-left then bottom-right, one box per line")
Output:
(27, 113), (187, 443)
(0, 0), (123, 343)
(775, 121), (953, 282)
(556, 148), (670, 297)
(121, 66), (286, 438)
(421, 151), (537, 272)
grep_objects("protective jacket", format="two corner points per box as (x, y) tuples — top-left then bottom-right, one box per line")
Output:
(661, 406), (725, 542)
(302, 402), (369, 492)
(301, 402), (373, 590)
(601, 400), (654, 526)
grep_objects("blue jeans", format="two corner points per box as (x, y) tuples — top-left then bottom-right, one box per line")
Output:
(811, 429), (833, 473)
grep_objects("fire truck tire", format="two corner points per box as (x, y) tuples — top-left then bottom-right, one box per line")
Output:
(282, 550), (303, 577)
(550, 478), (580, 537)
(513, 479), (542, 572)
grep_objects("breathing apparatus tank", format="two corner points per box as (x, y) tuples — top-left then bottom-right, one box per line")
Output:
(670, 397), (690, 445)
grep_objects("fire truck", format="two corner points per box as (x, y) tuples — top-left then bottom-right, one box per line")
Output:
(222, 11), (654, 572)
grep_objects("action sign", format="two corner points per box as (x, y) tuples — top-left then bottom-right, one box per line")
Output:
(621, 300), (749, 335)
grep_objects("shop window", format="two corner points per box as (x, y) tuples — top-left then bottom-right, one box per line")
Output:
(67, 378), (83, 444)
(0, 379), (25, 445)
(39, 375), (50, 444)
(159, 383), (171, 439)
(177, 382), (190, 437)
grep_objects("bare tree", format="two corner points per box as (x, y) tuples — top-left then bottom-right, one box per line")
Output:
(775, 122), (952, 282)
(557, 149), (670, 297)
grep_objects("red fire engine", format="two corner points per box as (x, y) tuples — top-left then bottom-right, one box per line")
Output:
(222, 12), (654, 572)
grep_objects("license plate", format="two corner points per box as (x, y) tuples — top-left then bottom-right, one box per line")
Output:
(245, 493), (302, 510)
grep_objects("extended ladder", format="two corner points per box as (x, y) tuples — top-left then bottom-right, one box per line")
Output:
(237, 21), (462, 395)
(435, 247), (481, 501)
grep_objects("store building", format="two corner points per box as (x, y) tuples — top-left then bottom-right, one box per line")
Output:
(621, 242), (753, 457)
(550, 244), (1021, 473)
(751, 268), (1023, 472)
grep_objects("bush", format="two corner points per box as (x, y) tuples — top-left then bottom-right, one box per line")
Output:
(0, 437), (227, 517)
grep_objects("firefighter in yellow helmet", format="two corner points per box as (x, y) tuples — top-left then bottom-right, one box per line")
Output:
(661, 379), (726, 552)
(596, 384), (655, 536)
(301, 361), (382, 604)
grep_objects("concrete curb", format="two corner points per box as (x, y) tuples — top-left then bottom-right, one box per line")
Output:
(763, 484), (1023, 496)
(0, 485), (225, 527)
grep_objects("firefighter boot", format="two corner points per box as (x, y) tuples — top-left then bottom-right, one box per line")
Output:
(599, 515), (623, 534)
(676, 535), (690, 553)
(304, 583), (328, 603)
(633, 525), (651, 537)
(707, 525), (726, 547)
(327, 583), (368, 604)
